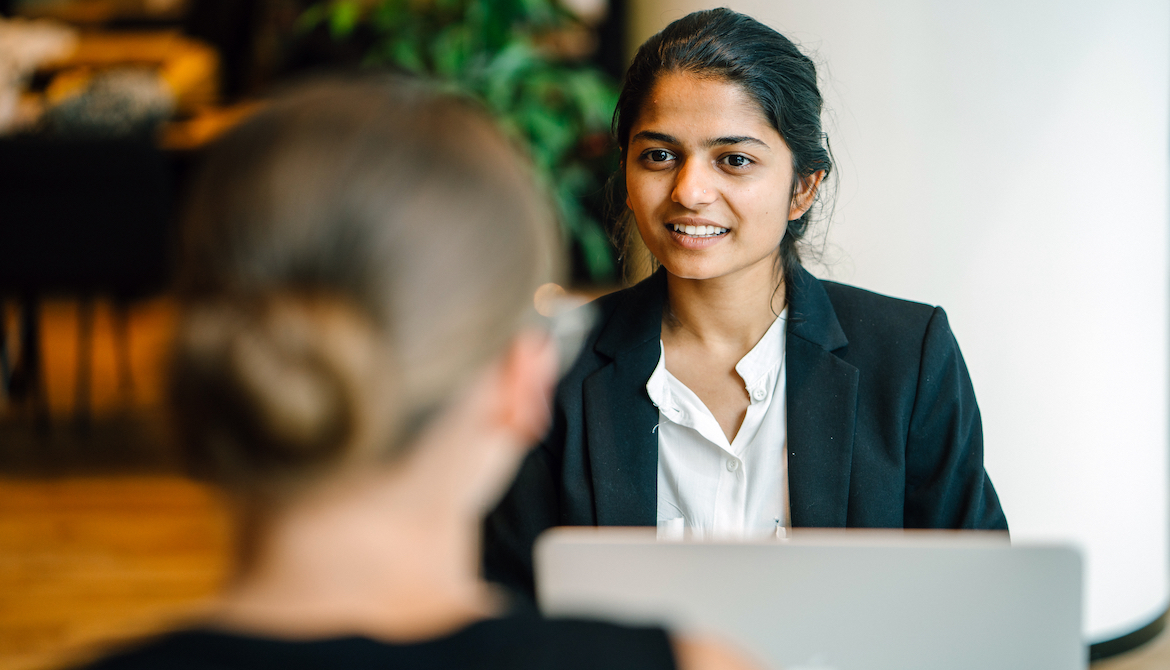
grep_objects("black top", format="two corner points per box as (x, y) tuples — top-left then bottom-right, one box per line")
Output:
(82, 613), (675, 670)
(485, 266), (1008, 598)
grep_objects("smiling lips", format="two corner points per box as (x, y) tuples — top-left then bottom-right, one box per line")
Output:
(669, 222), (729, 238)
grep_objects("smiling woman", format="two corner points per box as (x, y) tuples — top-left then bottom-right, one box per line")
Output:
(484, 7), (1008, 600)
(624, 73), (821, 293)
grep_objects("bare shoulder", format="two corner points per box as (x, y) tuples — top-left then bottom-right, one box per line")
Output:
(672, 634), (766, 670)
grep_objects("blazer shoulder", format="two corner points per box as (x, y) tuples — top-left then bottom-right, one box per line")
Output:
(590, 281), (638, 321)
(818, 279), (941, 342)
(556, 278), (658, 388)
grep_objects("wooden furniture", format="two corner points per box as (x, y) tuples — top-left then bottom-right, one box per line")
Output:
(0, 138), (174, 425)
(40, 30), (220, 116)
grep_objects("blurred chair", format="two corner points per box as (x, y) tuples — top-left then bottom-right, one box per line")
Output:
(183, 0), (263, 101)
(0, 137), (174, 426)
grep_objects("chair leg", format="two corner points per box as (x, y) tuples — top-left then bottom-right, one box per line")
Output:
(0, 297), (9, 399)
(9, 295), (50, 428)
(75, 297), (94, 430)
(112, 300), (134, 411)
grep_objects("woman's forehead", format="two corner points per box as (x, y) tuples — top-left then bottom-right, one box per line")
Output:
(631, 71), (779, 145)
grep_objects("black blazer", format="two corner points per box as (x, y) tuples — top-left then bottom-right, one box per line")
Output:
(484, 266), (1008, 597)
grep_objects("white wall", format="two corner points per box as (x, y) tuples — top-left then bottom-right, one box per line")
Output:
(628, 0), (1170, 643)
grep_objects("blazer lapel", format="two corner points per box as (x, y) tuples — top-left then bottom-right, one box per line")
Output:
(585, 270), (666, 526)
(786, 267), (859, 528)
(579, 267), (860, 528)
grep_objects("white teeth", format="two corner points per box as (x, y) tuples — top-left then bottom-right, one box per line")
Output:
(671, 223), (728, 237)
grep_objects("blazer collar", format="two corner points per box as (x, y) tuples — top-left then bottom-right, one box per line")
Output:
(787, 264), (849, 352)
(594, 264), (848, 358)
(594, 267), (667, 360)
(585, 264), (859, 529)
(585, 268), (665, 526)
(585, 269), (666, 526)
(784, 265), (858, 528)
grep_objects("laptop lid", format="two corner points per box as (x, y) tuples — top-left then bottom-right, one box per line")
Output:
(534, 528), (1083, 670)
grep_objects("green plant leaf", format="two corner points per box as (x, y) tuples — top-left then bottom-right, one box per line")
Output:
(369, 0), (408, 32)
(301, 0), (622, 282)
(392, 35), (428, 73)
(328, 0), (363, 38)
(295, 4), (328, 32)
(433, 25), (472, 77)
(577, 219), (617, 279)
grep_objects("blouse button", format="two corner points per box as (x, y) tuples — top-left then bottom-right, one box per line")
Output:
(726, 458), (740, 472)
(751, 387), (767, 401)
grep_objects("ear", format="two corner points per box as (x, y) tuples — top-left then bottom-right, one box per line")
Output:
(788, 170), (826, 221)
(495, 328), (558, 446)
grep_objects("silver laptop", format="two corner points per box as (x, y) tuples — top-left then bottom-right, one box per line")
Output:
(534, 528), (1083, 670)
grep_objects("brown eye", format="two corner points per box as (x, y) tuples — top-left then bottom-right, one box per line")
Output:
(646, 149), (674, 162)
(723, 154), (751, 168)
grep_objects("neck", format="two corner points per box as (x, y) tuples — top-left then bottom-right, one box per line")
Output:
(663, 260), (786, 352)
(213, 468), (499, 642)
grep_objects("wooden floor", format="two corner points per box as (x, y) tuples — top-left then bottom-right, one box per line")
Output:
(0, 297), (234, 670)
(0, 477), (230, 670)
(1096, 631), (1170, 670)
(1, 298), (1167, 670)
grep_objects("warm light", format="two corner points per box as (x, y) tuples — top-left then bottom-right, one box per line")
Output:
(534, 283), (568, 317)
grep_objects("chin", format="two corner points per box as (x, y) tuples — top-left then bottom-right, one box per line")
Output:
(658, 260), (726, 281)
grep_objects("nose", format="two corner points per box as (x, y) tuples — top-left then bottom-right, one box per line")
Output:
(671, 158), (716, 209)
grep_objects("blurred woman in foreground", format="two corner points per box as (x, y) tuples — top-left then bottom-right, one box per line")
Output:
(85, 78), (756, 670)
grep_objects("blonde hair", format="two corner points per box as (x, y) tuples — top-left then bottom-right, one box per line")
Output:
(169, 77), (561, 494)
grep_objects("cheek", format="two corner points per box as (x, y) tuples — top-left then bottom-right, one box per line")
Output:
(625, 170), (642, 202)
(625, 173), (654, 219)
(628, 194), (665, 253)
(754, 187), (794, 226)
(631, 206), (657, 241)
(737, 188), (791, 243)
(627, 168), (675, 207)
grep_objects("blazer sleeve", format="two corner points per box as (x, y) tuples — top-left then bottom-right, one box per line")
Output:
(903, 307), (1008, 531)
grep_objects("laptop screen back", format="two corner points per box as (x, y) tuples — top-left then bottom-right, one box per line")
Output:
(535, 528), (1083, 670)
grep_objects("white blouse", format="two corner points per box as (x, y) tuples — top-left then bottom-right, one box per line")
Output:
(648, 310), (790, 541)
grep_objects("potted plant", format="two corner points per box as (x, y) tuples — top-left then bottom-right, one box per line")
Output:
(299, 0), (620, 283)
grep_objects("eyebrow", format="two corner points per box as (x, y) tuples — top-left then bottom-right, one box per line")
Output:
(631, 130), (771, 150)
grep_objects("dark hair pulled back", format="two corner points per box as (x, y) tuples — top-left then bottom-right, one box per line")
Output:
(613, 8), (833, 284)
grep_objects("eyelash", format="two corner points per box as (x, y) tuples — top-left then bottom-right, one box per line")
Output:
(638, 149), (754, 170)
(644, 149), (675, 163)
(721, 154), (752, 168)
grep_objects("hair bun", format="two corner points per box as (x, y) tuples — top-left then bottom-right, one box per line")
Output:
(172, 295), (380, 481)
